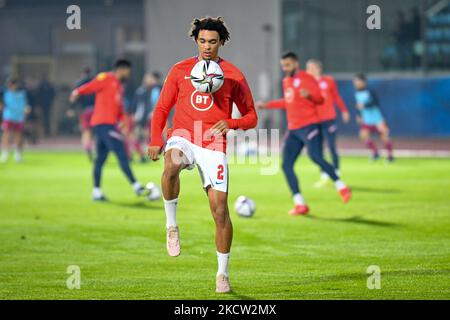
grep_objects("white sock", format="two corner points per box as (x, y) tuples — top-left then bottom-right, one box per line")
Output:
(217, 251), (230, 277)
(164, 198), (178, 228)
(335, 180), (346, 191)
(321, 172), (330, 180)
(93, 187), (103, 198)
(293, 193), (305, 205)
(132, 181), (142, 192)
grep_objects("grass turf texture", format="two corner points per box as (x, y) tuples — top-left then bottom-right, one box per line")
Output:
(0, 152), (449, 300)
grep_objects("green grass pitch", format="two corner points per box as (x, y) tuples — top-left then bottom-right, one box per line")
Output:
(0, 151), (449, 299)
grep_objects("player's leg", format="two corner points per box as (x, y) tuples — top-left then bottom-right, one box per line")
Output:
(92, 126), (109, 201)
(81, 129), (94, 161)
(80, 109), (94, 161)
(14, 124), (24, 162)
(326, 121), (340, 173)
(196, 146), (232, 292)
(360, 126), (379, 161)
(281, 131), (308, 215)
(304, 125), (351, 203)
(107, 126), (145, 195)
(206, 187), (233, 293)
(1, 124), (11, 163)
(315, 121), (339, 188)
(161, 138), (195, 257)
(129, 130), (146, 163)
(378, 122), (394, 162)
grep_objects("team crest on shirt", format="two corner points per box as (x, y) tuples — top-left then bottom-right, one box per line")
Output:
(319, 81), (328, 90)
(190, 90), (214, 112)
(293, 78), (301, 88)
(285, 87), (295, 103)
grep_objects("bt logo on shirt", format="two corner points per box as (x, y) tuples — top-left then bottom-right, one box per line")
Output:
(190, 90), (214, 112)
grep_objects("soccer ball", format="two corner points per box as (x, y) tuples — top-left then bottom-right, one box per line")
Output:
(190, 60), (224, 93)
(146, 182), (162, 201)
(234, 196), (256, 218)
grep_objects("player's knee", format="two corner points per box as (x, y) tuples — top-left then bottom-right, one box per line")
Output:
(163, 161), (182, 181)
(360, 131), (369, 140)
(213, 205), (228, 225)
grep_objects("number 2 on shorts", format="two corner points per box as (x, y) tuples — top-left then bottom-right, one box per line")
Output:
(217, 164), (224, 181)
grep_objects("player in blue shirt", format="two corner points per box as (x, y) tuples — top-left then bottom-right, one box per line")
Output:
(1, 77), (30, 163)
(353, 74), (394, 162)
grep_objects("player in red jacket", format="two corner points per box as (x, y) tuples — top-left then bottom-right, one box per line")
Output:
(147, 17), (257, 293)
(257, 52), (351, 216)
(306, 59), (350, 188)
(70, 59), (148, 201)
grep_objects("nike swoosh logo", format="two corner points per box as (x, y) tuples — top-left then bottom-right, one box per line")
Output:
(215, 181), (224, 185)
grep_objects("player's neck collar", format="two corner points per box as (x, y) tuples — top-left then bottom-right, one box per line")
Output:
(195, 55), (222, 63)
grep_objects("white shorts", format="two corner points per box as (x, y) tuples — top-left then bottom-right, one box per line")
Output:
(164, 136), (229, 193)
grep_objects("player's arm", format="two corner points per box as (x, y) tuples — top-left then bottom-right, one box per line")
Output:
(302, 75), (324, 105)
(330, 78), (350, 123)
(69, 73), (106, 103)
(257, 98), (285, 110)
(148, 68), (178, 160)
(211, 76), (258, 136)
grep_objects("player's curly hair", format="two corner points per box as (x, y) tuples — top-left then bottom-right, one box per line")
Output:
(189, 16), (231, 45)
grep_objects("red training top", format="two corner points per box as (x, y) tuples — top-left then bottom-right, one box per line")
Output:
(149, 57), (258, 153)
(315, 75), (348, 122)
(75, 72), (125, 126)
(266, 71), (324, 130)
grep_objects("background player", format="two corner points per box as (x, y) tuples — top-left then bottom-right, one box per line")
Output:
(123, 96), (146, 164)
(133, 71), (162, 151)
(0, 77), (30, 163)
(353, 73), (394, 162)
(69, 59), (148, 201)
(147, 17), (258, 293)
(257, 52), (351, 216)
(71, 67), (96, 161)
(306, 59), (350, 188)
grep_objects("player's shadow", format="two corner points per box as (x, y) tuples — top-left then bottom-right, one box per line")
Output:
(305, 215), (400, 228)
(226, 291), (256, 300)
(109, 201), (163, 211)
(350, 186), (402, 194)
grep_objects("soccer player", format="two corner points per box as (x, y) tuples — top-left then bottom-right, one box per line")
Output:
(123, 96), (146, 163)
(147, 17), (258, 293)
(1, 77), (30, 163)
(133, 72), (162, 150)
(69, 59), (148, 201)
(257, 52), (351, 215)
(72, 67), (96, 161)
(353, 74), (394, 162)
(305, 59), (350, 188)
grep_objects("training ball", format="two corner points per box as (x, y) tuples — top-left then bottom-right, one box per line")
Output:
(234, 196), (256, 218)
(190, 60), (224, 93)
(146, 182), (162, 201)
